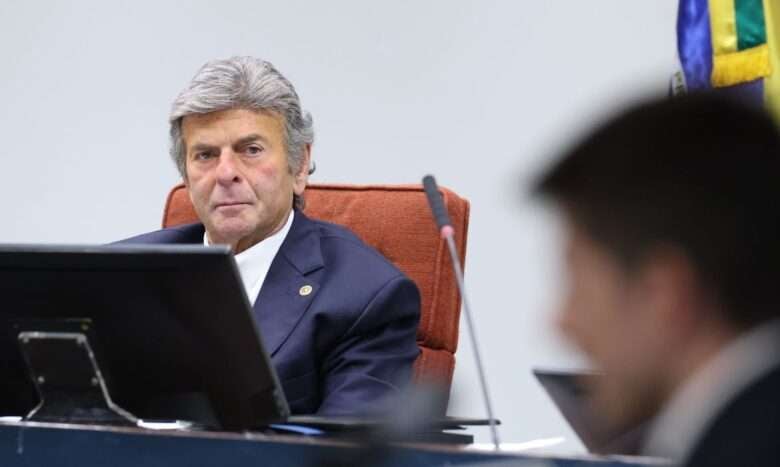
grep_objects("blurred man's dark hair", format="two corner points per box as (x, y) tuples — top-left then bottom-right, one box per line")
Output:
(535, 93), (780, 329)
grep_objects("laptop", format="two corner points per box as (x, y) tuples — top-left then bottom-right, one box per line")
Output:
(533, 368), (646, 455)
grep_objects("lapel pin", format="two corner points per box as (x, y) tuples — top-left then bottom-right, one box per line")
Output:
(299, 285), (313, 296)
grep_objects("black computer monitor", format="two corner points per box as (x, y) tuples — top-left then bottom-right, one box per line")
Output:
(0, 244), (289, 430)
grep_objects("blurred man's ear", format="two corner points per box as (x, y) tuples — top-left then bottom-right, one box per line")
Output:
(634, 247), (706, 333)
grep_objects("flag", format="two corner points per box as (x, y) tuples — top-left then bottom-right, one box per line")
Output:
(677, 0), (780, 120)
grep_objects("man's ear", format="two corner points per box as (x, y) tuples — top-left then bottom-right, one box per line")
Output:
(293, 144), (312, 196)
(636, 247), (704, 331)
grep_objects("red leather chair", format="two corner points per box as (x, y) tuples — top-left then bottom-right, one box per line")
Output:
(162, 183), (470, 406)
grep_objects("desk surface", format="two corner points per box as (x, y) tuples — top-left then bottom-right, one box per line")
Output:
(0, 421), (666, 467)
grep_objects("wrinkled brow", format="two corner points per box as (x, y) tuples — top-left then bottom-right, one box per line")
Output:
(188, 133), (269, 154)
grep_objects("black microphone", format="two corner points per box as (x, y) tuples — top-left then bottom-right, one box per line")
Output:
(422, 175), (453, 237)
(421, 175), (500, 449)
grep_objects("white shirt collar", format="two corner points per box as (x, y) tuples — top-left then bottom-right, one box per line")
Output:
(641, 319), (780, 463)
(203, 210), (295, 305)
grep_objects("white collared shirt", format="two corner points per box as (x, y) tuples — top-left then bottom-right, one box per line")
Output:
(203, 211), (295, 306)
(641, 319), (780, 464)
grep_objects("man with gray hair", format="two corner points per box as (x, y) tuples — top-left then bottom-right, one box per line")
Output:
(122, 57), (421, 417)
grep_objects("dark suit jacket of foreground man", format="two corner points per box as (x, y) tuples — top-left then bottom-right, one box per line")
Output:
(121, 210), (421, 416)
(684, 364), (780, 467)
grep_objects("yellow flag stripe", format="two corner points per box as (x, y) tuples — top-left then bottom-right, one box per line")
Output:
(710, 0), (739, 54)
(763, 0), (780, 122)
(712, 43), (771, 86)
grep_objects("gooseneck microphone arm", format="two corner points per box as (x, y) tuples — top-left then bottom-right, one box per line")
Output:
(422, 175), (500, 449)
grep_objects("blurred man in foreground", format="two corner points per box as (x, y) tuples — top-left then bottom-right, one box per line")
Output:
(534, 94), (780, 466)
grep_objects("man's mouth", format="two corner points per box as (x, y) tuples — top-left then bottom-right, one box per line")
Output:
(213, 201), (251, 210)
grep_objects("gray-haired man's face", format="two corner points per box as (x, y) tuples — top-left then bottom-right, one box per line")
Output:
(182, 108), (309, 254)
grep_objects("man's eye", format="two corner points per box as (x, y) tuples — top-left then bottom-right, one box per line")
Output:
(245, 145), (264, 156)
(194, 152), (213, 161)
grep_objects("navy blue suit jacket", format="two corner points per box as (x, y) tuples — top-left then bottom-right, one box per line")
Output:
(683, 364), (780, 467)
(120, 211), (420, 416)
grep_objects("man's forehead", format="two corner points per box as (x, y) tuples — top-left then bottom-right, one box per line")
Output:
(181, 108), (284, 143)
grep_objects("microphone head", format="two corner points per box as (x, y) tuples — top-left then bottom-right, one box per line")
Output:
(422, 175), (453, 234)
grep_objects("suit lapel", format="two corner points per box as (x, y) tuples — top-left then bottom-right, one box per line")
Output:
(252, 212), (324, 356)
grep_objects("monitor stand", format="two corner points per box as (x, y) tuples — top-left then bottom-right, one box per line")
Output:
(17, 329), (138, 426)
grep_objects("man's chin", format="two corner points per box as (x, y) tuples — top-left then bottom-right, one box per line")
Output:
(205, 222), (254, 246)
(590, 384), (659, 438)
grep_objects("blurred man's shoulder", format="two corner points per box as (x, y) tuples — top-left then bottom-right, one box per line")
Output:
(686, 363), (780, 467)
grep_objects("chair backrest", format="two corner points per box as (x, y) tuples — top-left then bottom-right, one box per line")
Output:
(162, 183), (470, 401)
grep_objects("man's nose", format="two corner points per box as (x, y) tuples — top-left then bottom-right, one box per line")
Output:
(215, 151), (241, 185)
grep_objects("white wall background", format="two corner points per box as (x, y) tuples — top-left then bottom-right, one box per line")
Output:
(0, 0), (678, 454)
